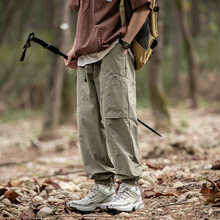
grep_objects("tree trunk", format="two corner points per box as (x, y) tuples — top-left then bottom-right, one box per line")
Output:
(60, 5), (75, 125)
(170, 0), (182, 98)
(204, 1), (212, 34)
(176, 0), (199, 108)
(42, 0), (54, 29)
(0, 0), (19, 42)
(29, 0), (43, 30)
(147, 0), (171, 129)
(42, 0), (67, 136)
(191, 0), (201, 37)
(217, 0), (220, 28)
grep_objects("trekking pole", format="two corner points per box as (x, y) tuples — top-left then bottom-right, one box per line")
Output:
(137, 118), (161, 137)
(20, 32), (69, 61)
(20, 32), (162, 137)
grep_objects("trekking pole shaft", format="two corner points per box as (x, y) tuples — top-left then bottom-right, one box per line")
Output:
(137, 118), (162, 137)
(33, 36), (68, 59)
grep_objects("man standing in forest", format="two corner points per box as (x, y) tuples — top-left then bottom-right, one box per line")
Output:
(65, 0), (151, 212)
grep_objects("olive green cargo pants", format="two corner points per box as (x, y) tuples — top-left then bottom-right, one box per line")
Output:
(77, 43), (142, 186)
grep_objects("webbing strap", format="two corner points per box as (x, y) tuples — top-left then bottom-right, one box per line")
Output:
(120, 0), (133, 26)
(124, 0), (132, 20)
(119, 0), (126, 26)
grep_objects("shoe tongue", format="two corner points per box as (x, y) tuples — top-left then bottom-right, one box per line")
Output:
(118, 182), (130, 192)
(98, 184), (111, 192)
(119, 182), (136, 191)
(119, 183), (127, 189)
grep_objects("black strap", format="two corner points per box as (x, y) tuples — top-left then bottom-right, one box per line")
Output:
(124, 0), (132, 21)
(20, 32), (68, 61)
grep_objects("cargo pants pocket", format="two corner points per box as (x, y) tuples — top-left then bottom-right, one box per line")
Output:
(105, 74), (135, 119)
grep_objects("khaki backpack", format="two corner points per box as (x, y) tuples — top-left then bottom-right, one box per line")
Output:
(120, 0), (159, 70)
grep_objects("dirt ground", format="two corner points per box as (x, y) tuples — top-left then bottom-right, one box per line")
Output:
(0, 107), (220, 219)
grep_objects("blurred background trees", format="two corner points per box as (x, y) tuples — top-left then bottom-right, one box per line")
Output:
(0, 0), (219, 135)
(147, 0), (171, 128)
(43, 0), (74, 138)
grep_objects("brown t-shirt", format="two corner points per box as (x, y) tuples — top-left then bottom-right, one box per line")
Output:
(68, 0), (151, 58)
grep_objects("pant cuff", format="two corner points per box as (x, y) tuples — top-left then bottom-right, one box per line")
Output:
(95, 177), (114, 187)
(121, 177), (140, 185)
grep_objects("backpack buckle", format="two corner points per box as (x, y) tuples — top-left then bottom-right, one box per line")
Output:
(153, 6), (159, 12)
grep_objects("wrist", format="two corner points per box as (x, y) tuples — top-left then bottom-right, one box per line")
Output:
(119, 38), (131, 50)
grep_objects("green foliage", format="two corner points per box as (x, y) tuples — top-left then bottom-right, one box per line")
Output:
(0, 108), (41, 123)
(194, 34), (220, 72)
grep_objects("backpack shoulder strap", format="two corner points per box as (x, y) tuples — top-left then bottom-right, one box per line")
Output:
(150, 0), (159, 38)
(119, 0), (126, 26)
(120, 0), (132, 26)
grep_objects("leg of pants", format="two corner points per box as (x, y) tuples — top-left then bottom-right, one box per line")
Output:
(77, 43), (142, 184)
(77, 64), (115, 184)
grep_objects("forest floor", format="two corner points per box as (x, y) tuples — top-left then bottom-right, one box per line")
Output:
(0, 106), (220, 220)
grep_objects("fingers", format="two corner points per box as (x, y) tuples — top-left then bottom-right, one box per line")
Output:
(69, 59), (78, 69)
(66, 59), (77, 69)
(65, 56), (77, 69)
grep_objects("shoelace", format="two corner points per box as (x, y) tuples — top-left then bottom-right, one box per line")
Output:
(115, 185), (141, 203)
(86, 184), (100, 199)
(114, 186), (132, 201)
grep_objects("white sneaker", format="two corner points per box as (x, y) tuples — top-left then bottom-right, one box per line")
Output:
(101, 183), (144, 212)
(68, 183), (115, 212)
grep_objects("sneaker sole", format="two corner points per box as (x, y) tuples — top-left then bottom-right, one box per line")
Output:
(106, 201), (144, 212)
(68, 203), (101, 212)
(68, 194), (115, 212)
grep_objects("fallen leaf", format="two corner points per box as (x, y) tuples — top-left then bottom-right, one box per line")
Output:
(6, 181), (13, 187)
(142, 189), (175, 198)
(142, 189), (155, 198)
(206, 179), (219, 194)
(34, 178), (41, 193)
(43, 178), (61, 190)
(146, 162), (164, 170)
(4, 190), (20, 203)
(155, 192), (175, 197)
(200, 183), (211, 197)
(200, 179), (220, 205)
(164, 192), (176, 196)
(216, 179), (220, 189)
(4, 190), (19, 200)
(155, 192), (163, 197)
